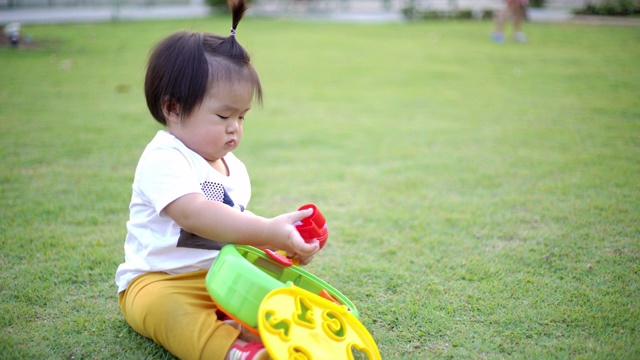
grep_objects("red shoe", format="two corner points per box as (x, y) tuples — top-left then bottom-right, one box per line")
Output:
(227, 342), (269, 360)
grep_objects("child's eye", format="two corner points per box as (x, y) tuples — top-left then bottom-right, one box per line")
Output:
(216, 114), (229, 120)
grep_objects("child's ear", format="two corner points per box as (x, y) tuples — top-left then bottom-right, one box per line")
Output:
(161, 97), (181, 124)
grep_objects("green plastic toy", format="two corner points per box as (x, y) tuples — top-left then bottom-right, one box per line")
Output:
(206, 244), (381, 359)
(206, 244), (358, 331)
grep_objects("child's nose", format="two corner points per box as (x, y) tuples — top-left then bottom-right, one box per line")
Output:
(227, 119), (241, 133)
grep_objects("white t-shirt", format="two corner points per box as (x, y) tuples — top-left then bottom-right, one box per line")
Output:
(115, 130), (251, 293)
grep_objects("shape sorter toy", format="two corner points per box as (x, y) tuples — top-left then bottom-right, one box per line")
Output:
(205, 205), (380, 360)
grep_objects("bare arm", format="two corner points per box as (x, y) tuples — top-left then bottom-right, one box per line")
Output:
(163, 193), (319, 257)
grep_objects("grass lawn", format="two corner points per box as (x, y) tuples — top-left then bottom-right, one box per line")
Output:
(1, 15), (639, 359)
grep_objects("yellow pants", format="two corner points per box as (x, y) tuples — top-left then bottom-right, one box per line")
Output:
(118, 269), (240, 360)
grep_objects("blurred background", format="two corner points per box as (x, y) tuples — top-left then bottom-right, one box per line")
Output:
(2, 0), (634, 25)
(1, 0), (638, 358)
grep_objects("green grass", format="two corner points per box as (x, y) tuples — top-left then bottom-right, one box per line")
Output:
(1, 16), (639, 359)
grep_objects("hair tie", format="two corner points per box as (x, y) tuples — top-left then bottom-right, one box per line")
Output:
(230, 28), (236, 36)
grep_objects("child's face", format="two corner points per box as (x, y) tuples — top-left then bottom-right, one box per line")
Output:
(168, 80), (254, 164)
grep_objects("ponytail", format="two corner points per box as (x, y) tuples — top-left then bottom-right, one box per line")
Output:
(215, 0), (251, 62)
(229, 0), (248, 34)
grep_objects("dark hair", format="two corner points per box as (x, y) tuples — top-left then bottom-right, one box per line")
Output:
(144, 0), (262, 125)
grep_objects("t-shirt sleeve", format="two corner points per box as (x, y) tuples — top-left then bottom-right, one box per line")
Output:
(135, 146), (203, 214)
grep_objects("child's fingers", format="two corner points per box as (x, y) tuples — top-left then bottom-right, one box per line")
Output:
(293, 253), (315, 266)
(291, 236), (319, 256)
(291, 208), (313, 223)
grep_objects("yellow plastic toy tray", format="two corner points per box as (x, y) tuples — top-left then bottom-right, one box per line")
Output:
(258, 285), (381, 360)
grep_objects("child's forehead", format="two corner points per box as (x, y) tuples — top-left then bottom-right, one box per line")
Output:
(207, 79), (255, 94)
(204, 80), (256, 110)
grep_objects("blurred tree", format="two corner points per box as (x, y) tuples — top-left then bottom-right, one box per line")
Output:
(206, 0), (256, 10)
(530, 0), (546, 7)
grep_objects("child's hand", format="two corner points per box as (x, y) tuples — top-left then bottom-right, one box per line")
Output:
(290, 252), (316, 266)
(266, 208), (319, 258)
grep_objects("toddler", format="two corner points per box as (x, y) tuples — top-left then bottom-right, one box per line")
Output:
(492, 0), (528, 43)
(115, 0), (321, 359)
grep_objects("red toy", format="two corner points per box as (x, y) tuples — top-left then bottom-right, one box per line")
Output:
(264, 203), (328, 266)
(295, 203), (328, 248)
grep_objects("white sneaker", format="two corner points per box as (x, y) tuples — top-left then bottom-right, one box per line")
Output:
(227, 342), (269, 360)
(514, 32), (527, 43)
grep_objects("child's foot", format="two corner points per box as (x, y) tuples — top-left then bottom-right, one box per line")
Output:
(227, 342), (270, 360)
(514, 32), (527, 43)
(491, 32), (505, 43)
